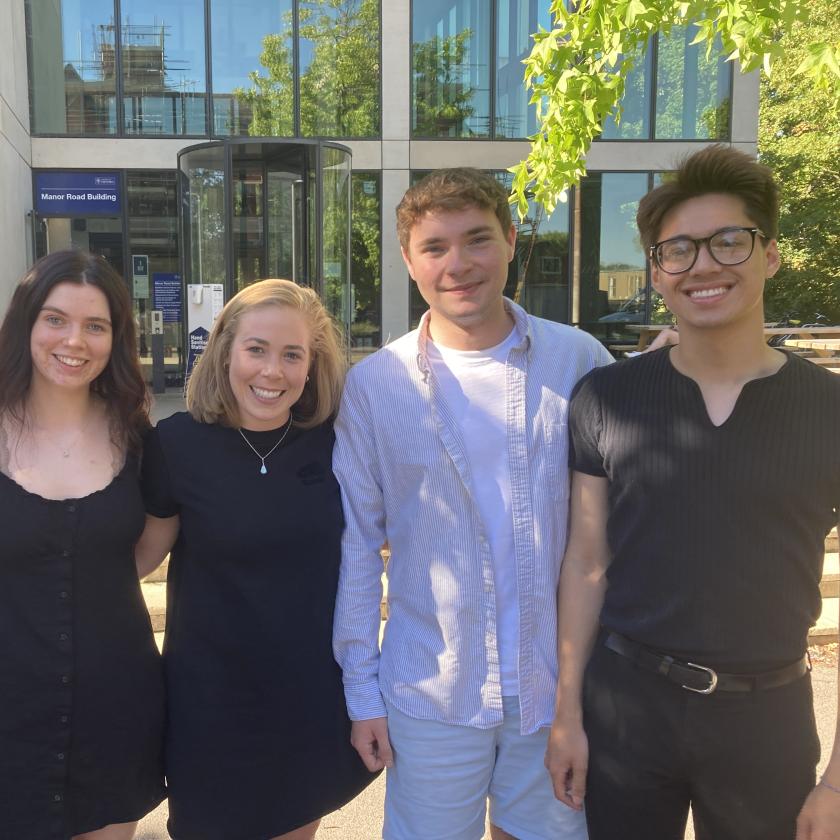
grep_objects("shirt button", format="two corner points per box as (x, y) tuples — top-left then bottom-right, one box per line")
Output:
(60, 675), (70, 684)
(57, 753), (65, 761)
(59, 633), (69, 641)
(61, 549), (71, 558)
(58, 591), (69, 599)
(60, 715), (69, 724)
(53, 794), (62, 802)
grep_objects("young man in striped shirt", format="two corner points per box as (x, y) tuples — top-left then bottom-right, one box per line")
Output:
(333, 168), (611, 839)
(547, 145), (840, 840)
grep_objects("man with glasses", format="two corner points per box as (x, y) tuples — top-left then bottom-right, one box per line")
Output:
(545, 145), (840, 839)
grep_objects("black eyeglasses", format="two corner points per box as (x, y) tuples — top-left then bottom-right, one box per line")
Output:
(649, 227), (768, 274)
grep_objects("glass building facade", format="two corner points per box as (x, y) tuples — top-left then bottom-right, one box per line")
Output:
(14, 0), (751, 384)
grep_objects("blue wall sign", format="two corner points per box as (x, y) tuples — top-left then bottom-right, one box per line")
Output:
(153, 273), (182, 323)
(35, 172), (121, 216)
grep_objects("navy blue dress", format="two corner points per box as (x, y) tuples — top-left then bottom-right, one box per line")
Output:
(142, 412), (375, 840)
(0, 460), (166, 840)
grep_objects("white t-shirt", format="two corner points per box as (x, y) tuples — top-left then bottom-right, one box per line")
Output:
(427, 327), (520, 694)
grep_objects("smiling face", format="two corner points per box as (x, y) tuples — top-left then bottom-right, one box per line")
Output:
(401, 205), (516, 349)
(227, 304), (312, 431)
(651, 193), (780, 332)
(29, 282), (113, 394)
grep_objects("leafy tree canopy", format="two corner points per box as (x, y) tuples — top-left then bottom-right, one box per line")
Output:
(511, 0), (840, 216)
(760, 0), (840, 322)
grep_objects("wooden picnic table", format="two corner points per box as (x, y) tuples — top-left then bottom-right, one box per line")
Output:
(627, 324), (840, 352)
(783, 338), (840, 357)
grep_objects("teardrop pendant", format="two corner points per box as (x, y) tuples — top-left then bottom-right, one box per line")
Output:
(260, 463), (268, 475)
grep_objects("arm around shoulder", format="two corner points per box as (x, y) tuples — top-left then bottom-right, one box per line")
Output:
(135, 514), (179, 579)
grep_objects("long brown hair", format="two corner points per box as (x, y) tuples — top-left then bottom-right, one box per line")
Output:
(187, 279), (346, 429)
(0, 250), (150, 453)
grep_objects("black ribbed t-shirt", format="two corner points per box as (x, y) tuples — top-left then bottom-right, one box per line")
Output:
(570, 349), (840, 670)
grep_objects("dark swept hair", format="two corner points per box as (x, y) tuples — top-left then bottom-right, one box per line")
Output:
(637, 144), (780, 249)
(396, 168), (513, 250)
(0, 249), (150, 453)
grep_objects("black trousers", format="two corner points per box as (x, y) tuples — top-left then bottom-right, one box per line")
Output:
(583, 640), (820, 840)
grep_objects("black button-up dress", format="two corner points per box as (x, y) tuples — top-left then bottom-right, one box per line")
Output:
(0, 460), (166, 839)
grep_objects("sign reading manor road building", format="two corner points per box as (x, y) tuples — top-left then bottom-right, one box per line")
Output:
(35, 172), (121, 216)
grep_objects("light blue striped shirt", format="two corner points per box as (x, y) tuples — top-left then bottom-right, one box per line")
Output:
(333, 300), (613, 735)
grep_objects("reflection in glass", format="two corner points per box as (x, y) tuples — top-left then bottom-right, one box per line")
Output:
(412, 0), (491, 137)
(233, 163), (266, 288)
(180, 146), (226, 286)
(495, 172), (570, 322)
(579, 173), (649, 342)
(601, 45), (652, 139)
(127, 172), (182, 384)
(120, 0), (206, 135)
(27, 0), (118, 134)
(299, 0), (380, 137)
(495, 0), (551, 138)
(321, 148), (352, 330)
(267, 171), (303, 282)
(220, 0), (295, 136)
(655, 26), (730, 139)
(350, 173), (381, 354)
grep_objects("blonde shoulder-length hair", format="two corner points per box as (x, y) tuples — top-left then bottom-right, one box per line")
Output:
(187, 279), (346, 429)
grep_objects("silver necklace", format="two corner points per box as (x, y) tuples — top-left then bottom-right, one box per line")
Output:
(237, 415), (293, 475)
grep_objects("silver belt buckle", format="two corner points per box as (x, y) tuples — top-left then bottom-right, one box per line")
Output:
(682, 662), (718, 694)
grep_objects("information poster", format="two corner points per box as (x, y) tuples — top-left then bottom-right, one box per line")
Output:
(152, 273), (182, 323)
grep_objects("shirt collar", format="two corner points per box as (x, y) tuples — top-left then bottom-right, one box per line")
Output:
(415, 298), (532, 375)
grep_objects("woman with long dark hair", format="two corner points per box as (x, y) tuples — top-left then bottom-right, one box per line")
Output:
(0, 250), (165, 840)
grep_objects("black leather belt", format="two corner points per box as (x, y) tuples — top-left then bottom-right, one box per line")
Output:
(604, 632), (810, 694)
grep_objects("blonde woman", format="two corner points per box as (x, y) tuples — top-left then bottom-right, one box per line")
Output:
(135, 280), (375, 840)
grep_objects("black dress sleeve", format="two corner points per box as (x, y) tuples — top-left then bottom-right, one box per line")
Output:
(140, 426), (180, 518)
(569, 369), (608, 477)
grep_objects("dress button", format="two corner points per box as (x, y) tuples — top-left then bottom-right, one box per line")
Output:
(57, 753), (65, 761)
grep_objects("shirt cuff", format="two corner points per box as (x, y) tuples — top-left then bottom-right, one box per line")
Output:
(345, 680), (388, 721)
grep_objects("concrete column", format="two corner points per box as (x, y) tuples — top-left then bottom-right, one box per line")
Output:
(381, 168), (410, 342)
(0, 0), (33, 310)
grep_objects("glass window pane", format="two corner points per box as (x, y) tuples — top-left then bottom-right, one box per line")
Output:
(601, 45), (652, 139)
(351, 173), (382, 357)
(579, 173), (649, 344)
(27, 0), (118, 135)
(412, 0), (491, 137)
(321, 148), (352, 329)
(495, 0), (551, 138)
(495, 172), (571, 322)
(121, 0), (207, 135)
(299, 0), (381, 137)
(127, 172), (183, 386)
(180, 146), (226, 285)
(655, 26), (731, 139)
(232, 162), (266, 290)
(211, 0), (294, 136)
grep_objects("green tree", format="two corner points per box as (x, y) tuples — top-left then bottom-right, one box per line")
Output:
(412, 31), (477, 136)
(299, 0), (380, 136)
(760, 0), (840, 322)
(511, 0), (840, 215)
(234, 0), (380, 138)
